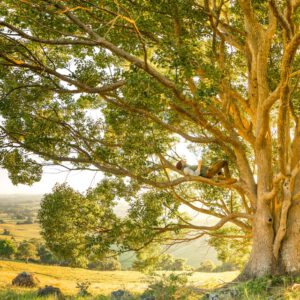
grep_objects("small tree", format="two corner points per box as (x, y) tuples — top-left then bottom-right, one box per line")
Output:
(0, 239), (16, 259)
(2, 229), (10, 236)
(38, 245), (60, 265)
(197, 260), (216, 272)
(17, 241), (38, 263)
(208, 228), (251, 270)
(23, 217), (33, 224)
(38, 183), (120, 267)
(88, 257), (121, 271)
(133, 251), (192, 272)
(214, 262), (236, 272)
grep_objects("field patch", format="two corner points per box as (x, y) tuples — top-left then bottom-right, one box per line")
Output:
(0, 260), (238, 296)
(0, 223), (40, 241)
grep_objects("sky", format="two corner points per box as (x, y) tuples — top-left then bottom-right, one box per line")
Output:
(0, 142), (201, 195)
(0, 167), (102, 195)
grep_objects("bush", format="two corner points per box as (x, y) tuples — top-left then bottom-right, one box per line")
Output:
(76, 281), (91, 297)
(16, 217), (34, 225)
(2, 229), (10, 236)
(38, 285), (64, 299)
(111, 289), (132, 300)
(133, 252), (193, 272)
(214, 262), (237, 272)
(208, 228), (250, 270)
(142, 273), (195, 300)
(248, 276), (292, 292)
(16, 241), (38, 262)
(0, 239), (16, 259)
(197, 260), (216, 272)
(37, 244), (60, 265)
(88, 257), (121, 271)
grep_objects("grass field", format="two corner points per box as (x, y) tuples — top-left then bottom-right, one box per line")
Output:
(0, 223), (40, 241)
(0, 260), (239, 297)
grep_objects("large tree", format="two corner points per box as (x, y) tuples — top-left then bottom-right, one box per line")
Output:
(1, 0), (300, 278)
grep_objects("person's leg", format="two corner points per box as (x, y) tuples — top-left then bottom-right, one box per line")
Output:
(222, 161), (231, 178)
(205, 160), (230, 178)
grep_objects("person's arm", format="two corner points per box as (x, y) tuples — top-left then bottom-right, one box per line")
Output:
(194, 159), (202, 176)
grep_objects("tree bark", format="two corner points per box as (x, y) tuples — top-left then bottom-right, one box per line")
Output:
(239, 201), (274, 279)
(279, 128), (300, 274)
(280, 202), (300, 274)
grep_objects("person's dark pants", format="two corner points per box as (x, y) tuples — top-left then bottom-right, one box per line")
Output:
(205, 160), (230, 178)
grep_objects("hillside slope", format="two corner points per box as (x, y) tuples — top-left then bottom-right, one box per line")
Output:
(0, 260), (238, 296)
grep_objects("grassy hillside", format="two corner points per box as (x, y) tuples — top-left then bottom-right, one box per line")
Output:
(1, 261), (300, 299)
(168, 239), (218, 266)
(0, 223), (40, 242)
(0, 260), (238, 297)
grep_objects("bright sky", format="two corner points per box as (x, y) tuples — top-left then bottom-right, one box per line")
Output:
(0, 146), (213, 226)
(0, 167), (102, 195)
(0, 142), (200, 195)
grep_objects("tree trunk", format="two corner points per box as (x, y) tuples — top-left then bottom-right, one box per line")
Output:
(280, 202), (300, 274)
(279, 129), (300, 274)
(239, 201), (274, 279)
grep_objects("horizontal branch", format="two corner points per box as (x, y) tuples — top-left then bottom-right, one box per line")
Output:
(0, 21), (100, 46)
(0, 53), (125, 94)
(156, 212), (252, 232)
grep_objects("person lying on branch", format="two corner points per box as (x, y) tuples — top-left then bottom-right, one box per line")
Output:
(175, 159), (236, 182)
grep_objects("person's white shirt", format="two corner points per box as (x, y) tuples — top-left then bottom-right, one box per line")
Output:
(182, 160), (202, 176)
(183, 166), (200, 176)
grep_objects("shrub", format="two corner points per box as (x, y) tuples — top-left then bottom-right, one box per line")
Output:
(197, 260), (216, 272)
(16, 241), (38, 262)
(214, 262), (237, 272)
(88, 257), (121, 271)
(133, 252), (193, 272)
(0, 239), (16, 259)
(38, 285), (64, 299)
(37, 244), (60, 265)
(111, 289), (132, 300)
(142, 273), (195, 300)
(237, 275), (294, 298)
(2, 229), (10, 236)
(76, 281), (91, 297)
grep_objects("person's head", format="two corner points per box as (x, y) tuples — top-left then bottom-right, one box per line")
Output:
(176, 159), (186, 170)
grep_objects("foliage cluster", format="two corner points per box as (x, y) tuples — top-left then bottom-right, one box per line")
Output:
(0, 0), (252, 274)
(38, 183), (192, 270)
(208, 228), (251, 269)
(133, 251), (193, 273)
(0, 236), (122, 271)
(3, 228), (10, 235)
(141, 273), (198, 300)
(0, 239), (16, 259)
(197, 260), (216, 272)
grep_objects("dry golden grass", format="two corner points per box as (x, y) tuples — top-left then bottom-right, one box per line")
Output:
(0, 260), (239, 296)
(0, 223), (41, 241)
(0, 260), (148, 296)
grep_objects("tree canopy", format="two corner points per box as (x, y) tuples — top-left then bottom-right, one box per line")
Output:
(1, 0), (300, 277)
